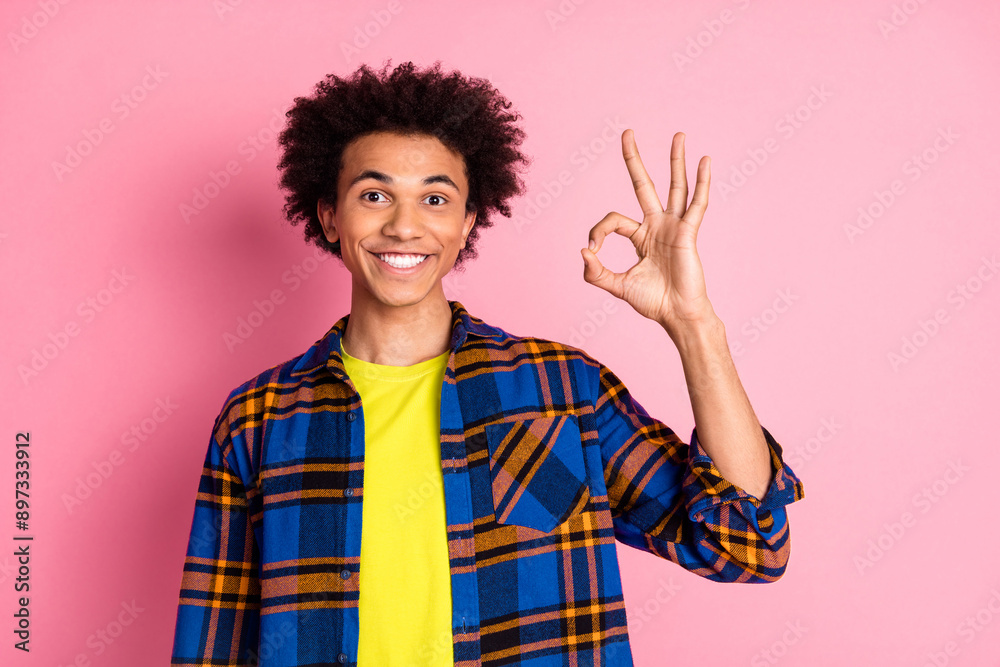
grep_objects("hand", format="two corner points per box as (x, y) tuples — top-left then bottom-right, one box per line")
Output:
(581, 130), (717, 336)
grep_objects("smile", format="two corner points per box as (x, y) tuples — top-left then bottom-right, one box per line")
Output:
(374, 252), (429, 270)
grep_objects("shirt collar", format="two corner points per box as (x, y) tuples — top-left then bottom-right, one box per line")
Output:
(290, 299), (500, 378)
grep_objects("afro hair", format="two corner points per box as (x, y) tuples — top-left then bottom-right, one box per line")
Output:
(276, 60), (530, 270)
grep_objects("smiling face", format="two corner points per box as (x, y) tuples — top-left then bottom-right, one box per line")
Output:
(318, 131), (477, 310)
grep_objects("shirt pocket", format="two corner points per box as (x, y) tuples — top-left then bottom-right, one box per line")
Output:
(483, 413), (589, 533)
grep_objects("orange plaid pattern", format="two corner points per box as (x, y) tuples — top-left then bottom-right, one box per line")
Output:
(171, 300), (805, 666)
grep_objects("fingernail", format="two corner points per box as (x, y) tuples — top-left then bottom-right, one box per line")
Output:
(589, 239), (596, 251)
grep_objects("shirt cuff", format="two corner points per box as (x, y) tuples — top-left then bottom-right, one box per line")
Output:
(684, 425), (805, 528)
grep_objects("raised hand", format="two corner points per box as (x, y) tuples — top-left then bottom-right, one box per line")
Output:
(581, 130), (717, 338)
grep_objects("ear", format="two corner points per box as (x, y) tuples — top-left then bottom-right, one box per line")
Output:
(317, 199), (340, 245)
(461, 209), (477, 249)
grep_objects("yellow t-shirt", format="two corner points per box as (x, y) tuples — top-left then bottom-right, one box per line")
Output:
(340, 338), (455, 666)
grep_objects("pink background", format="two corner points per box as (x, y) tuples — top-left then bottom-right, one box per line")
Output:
(2, 0), (999, 665)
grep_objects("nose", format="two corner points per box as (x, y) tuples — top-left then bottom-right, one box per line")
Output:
(382, 200), (425, 240)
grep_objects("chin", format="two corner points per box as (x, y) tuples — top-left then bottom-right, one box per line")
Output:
(371, 287), (431, 308)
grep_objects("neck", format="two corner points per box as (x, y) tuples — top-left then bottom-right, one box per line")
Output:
(341, 284), (453, 366)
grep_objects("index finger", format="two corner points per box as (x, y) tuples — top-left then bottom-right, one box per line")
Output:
(622, 129), (663, 218)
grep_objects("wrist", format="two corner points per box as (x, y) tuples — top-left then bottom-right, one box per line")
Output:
(667, 316), (737, 403)
(660, 312), (726, 354)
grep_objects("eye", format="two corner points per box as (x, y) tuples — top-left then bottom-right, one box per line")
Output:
(362, 191), (387, 203)
(424, 194), (447, 206)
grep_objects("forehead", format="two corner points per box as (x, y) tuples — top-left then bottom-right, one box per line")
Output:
(339, 131), (468, 185)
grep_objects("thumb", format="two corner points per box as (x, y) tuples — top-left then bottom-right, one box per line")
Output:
(581, 247), (622, 299)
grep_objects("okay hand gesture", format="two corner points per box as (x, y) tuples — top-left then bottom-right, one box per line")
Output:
(581, 130), (718, 337)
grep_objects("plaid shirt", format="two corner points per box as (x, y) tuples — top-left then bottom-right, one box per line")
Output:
(171, 299), (805, 666)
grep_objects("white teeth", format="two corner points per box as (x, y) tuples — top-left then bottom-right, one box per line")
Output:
(377, 253), (428, 269)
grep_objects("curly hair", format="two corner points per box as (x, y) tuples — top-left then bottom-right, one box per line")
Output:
(276, 60), (530, 270)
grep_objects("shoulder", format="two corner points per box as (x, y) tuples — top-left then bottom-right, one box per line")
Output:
(471, 317), (637, 413)
(470, 317), (607, 378)
(213, 335), (334, 431)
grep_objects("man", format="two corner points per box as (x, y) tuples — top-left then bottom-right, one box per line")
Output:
(171, 60), (804, 666)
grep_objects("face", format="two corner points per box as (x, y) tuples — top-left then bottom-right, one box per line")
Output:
(317, 131), (476, 309)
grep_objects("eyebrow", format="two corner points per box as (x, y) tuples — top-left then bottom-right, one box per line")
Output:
(348, 170), (460, 192)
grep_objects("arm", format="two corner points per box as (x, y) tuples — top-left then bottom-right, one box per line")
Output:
(171, 400), (261, 665)
(581, 129), (804, 579)
(581, 129), (788, 510)
(595, 357), (804, 582)
(669, 315), (772, 500)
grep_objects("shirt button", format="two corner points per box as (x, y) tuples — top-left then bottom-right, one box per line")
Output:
(338, 653), (348, 663)
(344, 488), (354, 497)
(347, 412), (356, 421)
(340, 569), (351, 579)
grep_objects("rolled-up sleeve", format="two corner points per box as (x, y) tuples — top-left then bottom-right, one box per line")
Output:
(594, 361), (805, 583)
